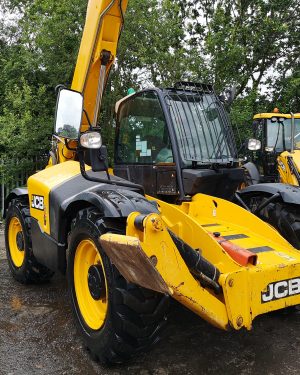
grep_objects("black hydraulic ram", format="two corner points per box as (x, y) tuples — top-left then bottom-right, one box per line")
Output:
(133, 215), (222, 294)
(168, 230), (222, 294)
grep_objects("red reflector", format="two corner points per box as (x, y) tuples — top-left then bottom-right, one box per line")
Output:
(209, 233), (257, 266)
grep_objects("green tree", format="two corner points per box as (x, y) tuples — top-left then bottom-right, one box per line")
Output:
(0, 79), (51, 157)
(0, 0), (88, 164)
(192, 0), (300, 134)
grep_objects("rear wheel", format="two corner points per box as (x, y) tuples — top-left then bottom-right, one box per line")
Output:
(260, 201), (300, 249)
(67, 208), (169, 365)
(5, 198), (54, 283)
(248, 196), (300, 249)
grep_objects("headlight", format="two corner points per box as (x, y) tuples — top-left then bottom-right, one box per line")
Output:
(248, 138), (261, 151)
(80, 132), (102, 149)
(265, 146), (274, 152)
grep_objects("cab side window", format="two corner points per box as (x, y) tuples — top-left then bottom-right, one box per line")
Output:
(115, 91), (173, 164)
(253, 120), (263, 140)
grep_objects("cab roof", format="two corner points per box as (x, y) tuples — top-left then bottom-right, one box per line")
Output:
(253, 113), (300, 120)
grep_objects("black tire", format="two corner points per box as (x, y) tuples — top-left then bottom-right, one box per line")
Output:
(5, 198), (54, 283)
(250, 197), (300, 249)
(237, 187), (300, 249)
(67, 208), (169, 365)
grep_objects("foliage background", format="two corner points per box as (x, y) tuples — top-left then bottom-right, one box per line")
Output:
(0, 0), (299, 179)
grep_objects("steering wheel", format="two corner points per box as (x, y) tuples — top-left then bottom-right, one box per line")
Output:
(155, 148), (174, 163)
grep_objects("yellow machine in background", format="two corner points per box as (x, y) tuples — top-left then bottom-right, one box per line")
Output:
(243, 111), (300, 185)
(237, 111), (300, 250)
(4, 0), (300, 365)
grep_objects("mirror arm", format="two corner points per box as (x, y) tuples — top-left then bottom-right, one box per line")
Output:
(77, 149), (145, 192)
(55, 84), (66, 95)
(53, 134), (63, 143)
(83, 109), (93, 130)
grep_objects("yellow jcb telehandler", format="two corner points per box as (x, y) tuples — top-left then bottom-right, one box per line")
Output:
(243, 110), (300, 185)
(4, 0), (300, 365)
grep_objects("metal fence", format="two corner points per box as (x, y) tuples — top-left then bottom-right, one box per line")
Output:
(0, 156), (48, 217)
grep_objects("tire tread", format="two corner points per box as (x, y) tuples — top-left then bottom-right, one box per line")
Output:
(69, 207), (169, 365)
(5, 198), (54, 284)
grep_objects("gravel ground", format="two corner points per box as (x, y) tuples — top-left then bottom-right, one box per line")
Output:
(1, 228), (300, 375)
(0, 224), (4, 260)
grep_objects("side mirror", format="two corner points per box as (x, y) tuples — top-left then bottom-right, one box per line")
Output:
(248, 138), (261, 151)
(55, 88), (83, 139)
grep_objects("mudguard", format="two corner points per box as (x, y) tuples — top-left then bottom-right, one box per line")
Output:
(33, 182), (158, 273)
(4, 187), (29, 217)
(51, 186), (158, 243)
(243, 162), (260, 184)
(238, 183), (300, 204)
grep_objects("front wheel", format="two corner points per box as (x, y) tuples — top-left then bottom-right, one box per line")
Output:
(5, 198), (54, 283)
(67, 208), (169, 365)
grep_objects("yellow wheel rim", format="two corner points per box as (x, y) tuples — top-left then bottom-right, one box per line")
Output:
(8, 217), (25, 268)
(74, 239), (108, 330)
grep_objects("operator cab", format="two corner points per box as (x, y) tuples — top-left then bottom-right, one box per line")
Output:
(114, 82), (244, 202)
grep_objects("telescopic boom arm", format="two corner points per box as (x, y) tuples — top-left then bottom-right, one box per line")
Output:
(71, 0), (128, 131)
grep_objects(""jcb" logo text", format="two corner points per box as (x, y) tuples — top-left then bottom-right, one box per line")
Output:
(261, 278), (300, 303)
(31, 195), (44, 211)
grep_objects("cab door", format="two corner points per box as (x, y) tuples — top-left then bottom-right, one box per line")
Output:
(114, 90), (178, 199)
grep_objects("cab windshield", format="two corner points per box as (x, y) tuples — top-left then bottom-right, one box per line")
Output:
(267, 118), (300, 151)
(166, 91), (237, 163)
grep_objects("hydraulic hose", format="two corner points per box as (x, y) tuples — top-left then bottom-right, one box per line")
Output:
(168, 230), (221, 294)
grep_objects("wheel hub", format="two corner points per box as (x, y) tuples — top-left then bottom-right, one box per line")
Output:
(87, 265), (105, 301)
(16, 231), (24, 251)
